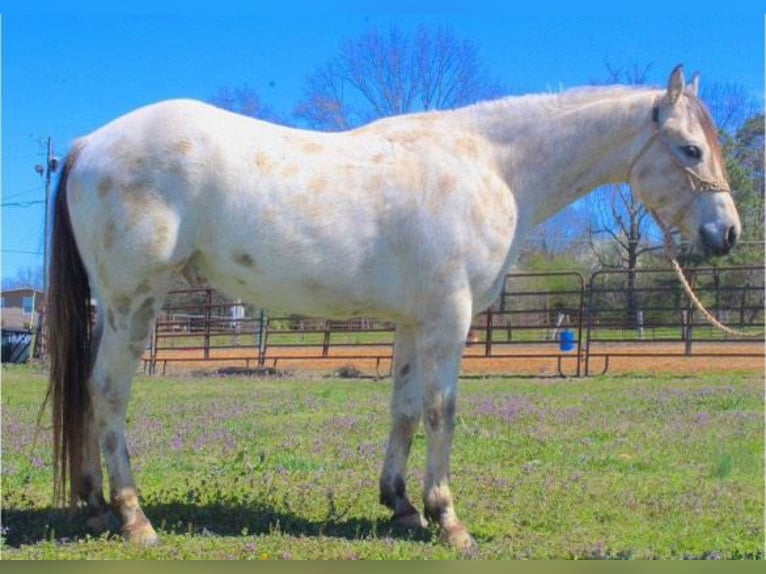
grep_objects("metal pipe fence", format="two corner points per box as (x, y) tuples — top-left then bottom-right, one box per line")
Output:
(143, 265), (764, 376)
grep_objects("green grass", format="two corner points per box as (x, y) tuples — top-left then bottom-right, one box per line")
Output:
(1, 364), (763, 559)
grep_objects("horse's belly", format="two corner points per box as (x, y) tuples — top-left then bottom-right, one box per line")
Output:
(190, 253), (403, 321)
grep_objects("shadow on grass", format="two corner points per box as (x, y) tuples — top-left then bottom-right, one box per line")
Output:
(1, 499), (434, 548)
(6, 504), (761, 559)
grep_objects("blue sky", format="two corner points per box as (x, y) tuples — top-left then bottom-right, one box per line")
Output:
(2, 9), (764, 283)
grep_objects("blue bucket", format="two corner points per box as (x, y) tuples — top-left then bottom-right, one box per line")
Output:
(559, 329), (575, 352)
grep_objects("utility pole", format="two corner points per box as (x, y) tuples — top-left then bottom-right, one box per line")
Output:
(40, 136), (59, 292)
(32, 136), (59, 359)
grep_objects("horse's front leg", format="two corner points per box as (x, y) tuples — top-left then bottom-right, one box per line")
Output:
(418, 302), (476, 553)
(379, 325), (427, 529)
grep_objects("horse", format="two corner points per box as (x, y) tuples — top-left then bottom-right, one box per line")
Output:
(46, 66), (740, 552)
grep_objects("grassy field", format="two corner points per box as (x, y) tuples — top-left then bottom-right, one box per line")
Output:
(1, 364), (763, 559)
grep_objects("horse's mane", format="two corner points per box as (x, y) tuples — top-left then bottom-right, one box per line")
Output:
(442, 84), (661, 128)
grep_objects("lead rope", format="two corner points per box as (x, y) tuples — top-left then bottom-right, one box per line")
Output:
(660, 228), (763, 339)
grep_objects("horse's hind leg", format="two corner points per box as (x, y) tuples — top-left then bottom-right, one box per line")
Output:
(76, 315), (122, 533)
(379, 325), (427, 528)
(87, 286), (166, 544)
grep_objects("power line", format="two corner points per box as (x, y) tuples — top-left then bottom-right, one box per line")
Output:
(1, 200), (45, 208)
(1, 249), (44, 255)
(41, 137), (59, 293)
(2, 185), (45, 202)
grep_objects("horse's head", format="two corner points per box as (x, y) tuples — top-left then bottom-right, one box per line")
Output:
(629, 65), (741, 257)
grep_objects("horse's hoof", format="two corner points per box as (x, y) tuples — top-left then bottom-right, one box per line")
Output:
(392, 510), (428, 529)
(85, 509), (120, 534)
(441, 523), (477, 555)
(122, 522), (159, 546)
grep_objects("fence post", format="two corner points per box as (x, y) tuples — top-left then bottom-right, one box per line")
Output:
(682, 310), (693, 356)
(584, 272), (597, 376)
(149, 320), (158, 375)
(685, 270), (695, 356)
(322, 320), (332, 357)
(484, 307), (493, 357)
(204, 289), (212, 360)
(575, 273), (585, 377)
(257, 309), (267, 367)
(739, 278), (748, 327)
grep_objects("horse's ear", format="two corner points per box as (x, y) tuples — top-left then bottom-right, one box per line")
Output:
(686, 72), (700, 97)
(667, 65), (685, 104)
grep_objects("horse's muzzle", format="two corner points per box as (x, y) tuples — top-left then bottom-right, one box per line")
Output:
(699, 222), (739, 256)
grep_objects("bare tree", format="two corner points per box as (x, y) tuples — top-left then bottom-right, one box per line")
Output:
(587, 185), (664, 325)
(294, 24), (504, 131)
(600, 61), (653, 88)
(208, 85), (290, 125)
(2, 266), (44, 291)
(701, 81), (759, 134)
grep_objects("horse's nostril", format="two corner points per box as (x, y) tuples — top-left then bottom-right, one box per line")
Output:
(699, 223), (737, 257)
(726, 226), (738, 248)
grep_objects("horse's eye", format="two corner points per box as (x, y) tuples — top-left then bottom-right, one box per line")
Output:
(681, 144), (702, 160)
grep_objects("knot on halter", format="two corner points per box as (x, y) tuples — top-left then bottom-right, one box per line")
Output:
(627, 102), (731, 194)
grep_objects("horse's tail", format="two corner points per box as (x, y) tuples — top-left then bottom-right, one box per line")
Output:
(44, 147), (93, 509)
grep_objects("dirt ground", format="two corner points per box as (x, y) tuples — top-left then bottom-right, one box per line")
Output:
(144, 341), (764, 378)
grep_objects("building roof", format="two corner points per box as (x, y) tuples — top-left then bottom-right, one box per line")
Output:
(1, 287), (44, 296)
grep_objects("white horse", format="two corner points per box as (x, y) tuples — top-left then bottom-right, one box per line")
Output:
(47, 66), (740, 552)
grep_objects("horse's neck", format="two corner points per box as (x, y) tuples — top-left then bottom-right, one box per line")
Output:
(457, 88), (661, 224)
